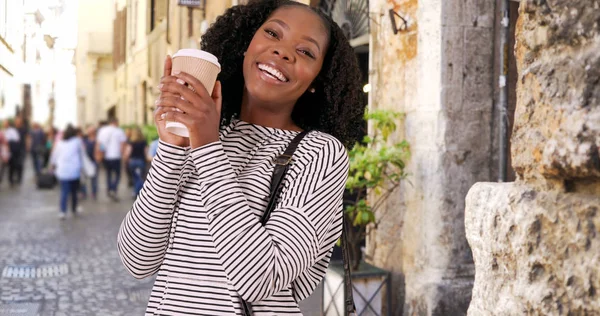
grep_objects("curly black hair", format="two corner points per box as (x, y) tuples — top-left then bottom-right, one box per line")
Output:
(200, 0), (365, 147)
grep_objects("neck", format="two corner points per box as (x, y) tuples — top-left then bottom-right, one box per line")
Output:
(239, 90), (300, 131)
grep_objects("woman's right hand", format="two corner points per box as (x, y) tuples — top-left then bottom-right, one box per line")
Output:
(154, 55), (190, 147)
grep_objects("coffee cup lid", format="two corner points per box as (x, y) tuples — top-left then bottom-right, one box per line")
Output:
(173, 49), (220, 69)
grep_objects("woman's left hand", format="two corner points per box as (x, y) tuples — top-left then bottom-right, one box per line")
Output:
(157, 71), (222, 149)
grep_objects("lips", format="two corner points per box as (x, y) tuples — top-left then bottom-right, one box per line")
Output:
(257, 62), (289, 82)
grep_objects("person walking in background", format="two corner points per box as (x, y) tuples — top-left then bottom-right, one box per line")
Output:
(80, 125), (98, 200)
(14, 117), (28, 183)
(4, 119), (23, 187)
(96, 118), (126, 201)
(94, 121), (108, 162)
(29, 122), (47, 175)
(43, 127), (57, 168)
(0, 121), (10, 188)
(146, 137), (159, 161)
(50, 125), (83, 219)
(123, 127), (134, 189)
(123, 127), (147, 199)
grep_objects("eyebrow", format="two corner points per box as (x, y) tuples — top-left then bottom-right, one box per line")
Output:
(267, 18), (322, 53)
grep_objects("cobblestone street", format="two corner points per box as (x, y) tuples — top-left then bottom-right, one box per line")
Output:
(0, 164), (322, 316)
(0, 166), (154, 316)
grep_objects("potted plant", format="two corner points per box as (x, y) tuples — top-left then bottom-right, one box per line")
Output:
(323, 109), (410, 316)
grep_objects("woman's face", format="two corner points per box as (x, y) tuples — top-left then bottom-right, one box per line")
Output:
(243, 6), (329, 107)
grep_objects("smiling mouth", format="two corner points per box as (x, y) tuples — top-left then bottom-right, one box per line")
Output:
(257, 63), (289, 82)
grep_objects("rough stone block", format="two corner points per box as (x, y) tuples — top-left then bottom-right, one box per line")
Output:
(442, 26), (465, 86)
(513, 45), (600, 180)
(442, 0), (465, 27)
(464, 0), (495, 28)
(463, 27), (494, 86)
(512, 0), (600, 181)
(442, 85), (463, 113)
(465, 182), (600, 315)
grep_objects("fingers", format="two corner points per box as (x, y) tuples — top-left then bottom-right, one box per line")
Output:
(172, 72), (212, 101)
(213, 81), (222, 118)
(154, 106), (179, 122)
(158, 80), (202, 107)
(155, 95), (196, 114)
(161, 110), (203, 129)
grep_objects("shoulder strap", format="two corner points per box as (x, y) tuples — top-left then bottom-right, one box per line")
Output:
(242, 130), (309, 316)
(342, 216), (357, 315)
(260, 130), (309, 224)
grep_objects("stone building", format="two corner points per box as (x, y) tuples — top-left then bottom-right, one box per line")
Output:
(365, 0), (503, 314)
(465, 0), (600, 314)
(75, 0), (115, 126)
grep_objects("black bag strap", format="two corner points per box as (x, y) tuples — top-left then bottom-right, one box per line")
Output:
(242, 130), (308, 316)
(242, 130), (356, 315)
(261, 130), (309, 224)
(342, 216), (357, 315)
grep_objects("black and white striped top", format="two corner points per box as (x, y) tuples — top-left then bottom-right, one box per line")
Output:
(117, 120), (349, 315)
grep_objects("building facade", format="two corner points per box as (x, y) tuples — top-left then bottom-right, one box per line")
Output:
(75, 0), (115, 126)
(0, 0), (25, 120)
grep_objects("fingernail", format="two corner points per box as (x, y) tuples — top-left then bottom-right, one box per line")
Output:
(180, 96), (185, 100)
(160, 113), (166, 119)
(155, 99), (160, 105)
(158, 84), (163, 89)
(176, 79), (185, 85)
(173, 70), (181, 75)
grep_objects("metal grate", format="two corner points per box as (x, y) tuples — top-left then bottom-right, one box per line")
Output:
(1, 264), (68, 279)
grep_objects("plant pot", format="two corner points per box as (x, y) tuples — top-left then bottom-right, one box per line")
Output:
(323, 260), (391, 316)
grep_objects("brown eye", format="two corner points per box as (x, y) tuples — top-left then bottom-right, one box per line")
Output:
(264, 29), (278, 38)
(299, 50), (315, 59)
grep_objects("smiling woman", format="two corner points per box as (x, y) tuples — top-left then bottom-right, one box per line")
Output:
(202, 0), (364, 147)
(117, 0), (364, 315)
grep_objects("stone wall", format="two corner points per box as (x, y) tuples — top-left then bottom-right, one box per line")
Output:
(367, 0), (497, 314)
(466, 0), (600, 314)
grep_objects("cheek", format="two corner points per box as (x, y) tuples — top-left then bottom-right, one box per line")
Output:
(295, 65), (321, 88)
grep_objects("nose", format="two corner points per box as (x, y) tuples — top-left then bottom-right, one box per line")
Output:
(272, 46), (295, 63)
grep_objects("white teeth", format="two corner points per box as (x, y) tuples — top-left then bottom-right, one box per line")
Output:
(258, 63), (288, 82)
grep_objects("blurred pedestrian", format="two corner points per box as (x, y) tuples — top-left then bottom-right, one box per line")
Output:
(43, 127), (56, 168)
(5, 119), (23, 186)
(0, 120), (10, 187)
(80, 125), (98, 200)
(96, 118), (127, 201)
(50, 125), (83, 219)
(29, 122), (47, 175)
(14, 117), (28, 182)
(124, 127), (134, 188)
(147, 137), (159, 161)
(123, 127), (147, 198)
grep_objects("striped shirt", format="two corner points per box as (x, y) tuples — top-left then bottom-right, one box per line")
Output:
(117, 120), (349, 315)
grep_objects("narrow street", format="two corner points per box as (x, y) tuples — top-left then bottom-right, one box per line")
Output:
(0, 165), (153, 316)
(0, 163), (321, 316)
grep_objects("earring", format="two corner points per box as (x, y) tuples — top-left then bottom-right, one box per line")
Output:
(243, 51), (247, 56)
(310, 88), (316, 93)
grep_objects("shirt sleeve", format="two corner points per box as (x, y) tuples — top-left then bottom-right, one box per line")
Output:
(117, 141), (189, 278)
(120, 129), (127, 143)
(190, 136), (348, 302)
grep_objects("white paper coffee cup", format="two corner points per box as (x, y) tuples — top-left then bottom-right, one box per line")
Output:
(166, 49), (221, 138)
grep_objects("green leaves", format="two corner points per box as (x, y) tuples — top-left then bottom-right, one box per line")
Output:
(345, 109), (410, 229)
